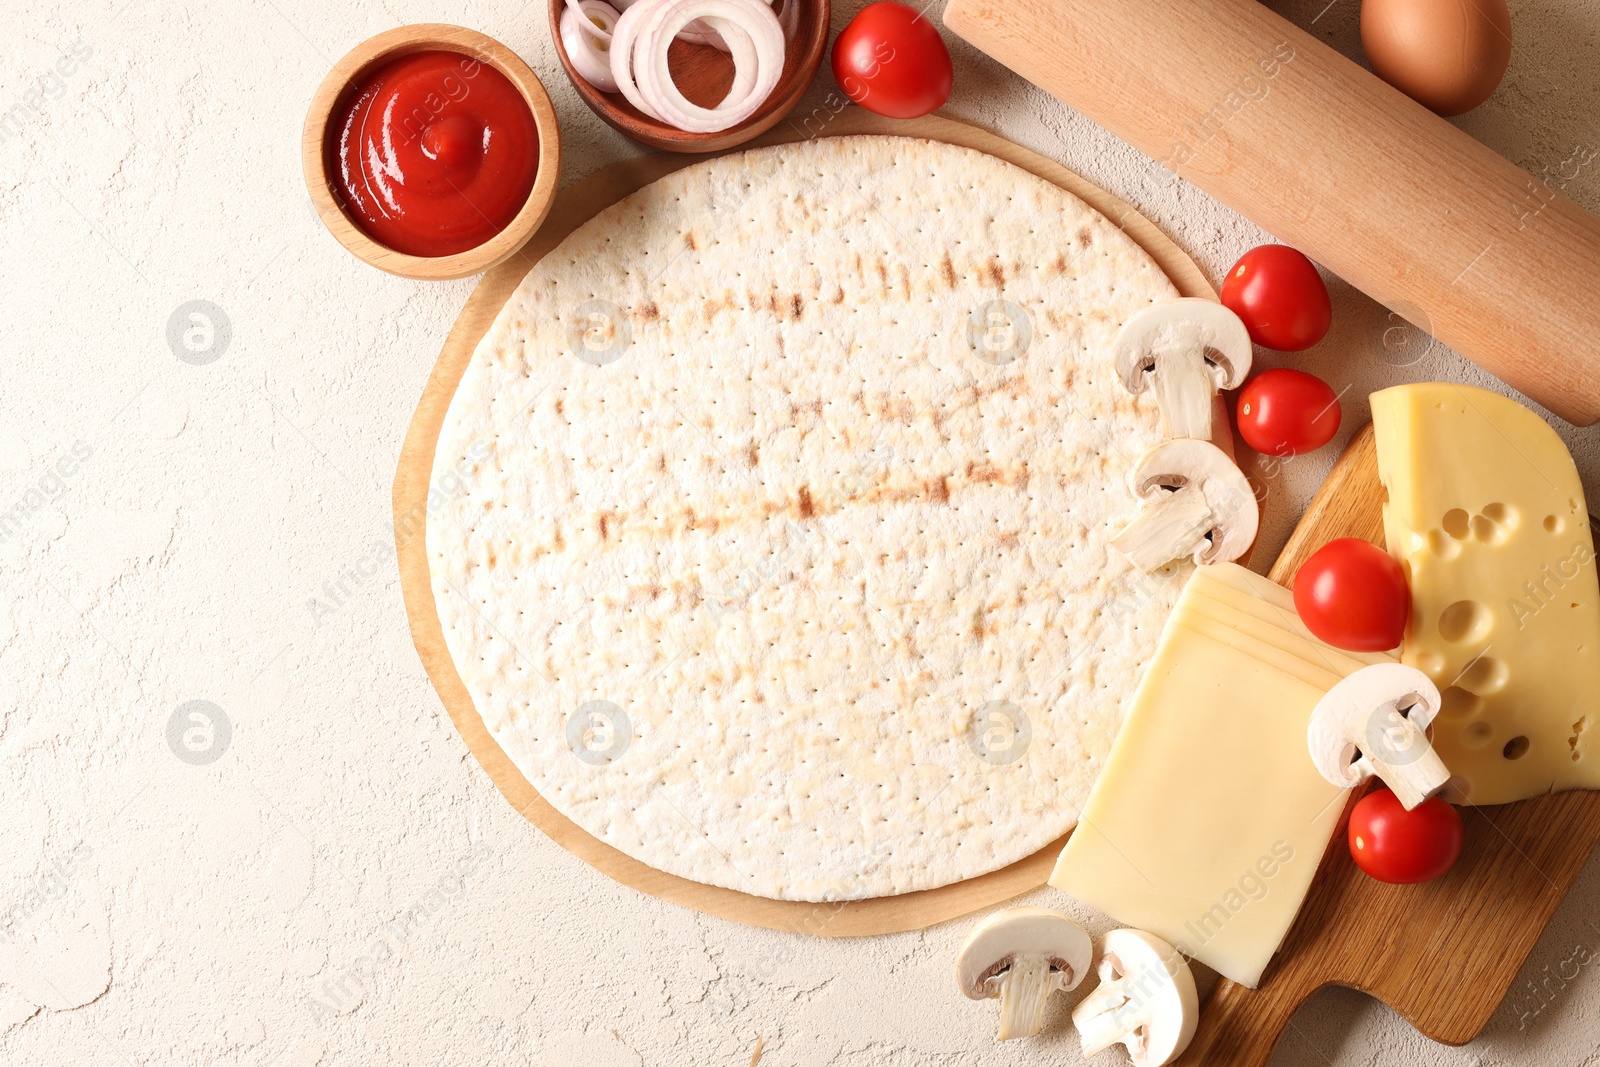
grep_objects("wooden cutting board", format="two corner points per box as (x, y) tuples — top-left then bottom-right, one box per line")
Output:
(393, 109), (1219, 937)
(1178, 426), (1600, 1063)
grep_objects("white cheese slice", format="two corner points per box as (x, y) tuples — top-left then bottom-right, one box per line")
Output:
(1372, 383), (1600, 804)
(1051, 564), (1390, 988)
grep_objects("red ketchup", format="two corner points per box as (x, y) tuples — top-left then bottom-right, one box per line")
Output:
(328, 50), (539, 258)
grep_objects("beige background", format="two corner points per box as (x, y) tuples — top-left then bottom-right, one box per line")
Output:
(1, 0), (1597, 1064)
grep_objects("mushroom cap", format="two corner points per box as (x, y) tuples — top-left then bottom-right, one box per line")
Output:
(1129, 439), (1259, 565)
(1308, 663), (1443, 789)
(956, 906), (1093, 1000)
(1113, 298), (1254, 395)
(1093, 929), (1199, 1067)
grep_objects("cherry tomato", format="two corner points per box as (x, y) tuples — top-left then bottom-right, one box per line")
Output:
(1221, 245), (1333, 351)
(832, 1), (953, 120)
(1293, 538), (1409, 652)
(1348, 787), (1463, 884)
(1236, 369), (1342, 457)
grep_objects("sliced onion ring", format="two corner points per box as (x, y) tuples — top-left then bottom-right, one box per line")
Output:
(562, 0), (623, 93)
(610, 0), (782, 47)
(632, 0), (783, 132)
(635, 10), (760, 121)
(565, 0), (614, 38)
(608, 0), (661, 119)
(775, 0), (797, 40)
(676, 21), (732, 52)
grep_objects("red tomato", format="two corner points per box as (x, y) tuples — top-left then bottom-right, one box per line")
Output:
(1221, 245), (1333, 351)
(832, 2), (953, 119)
(1236, 369), (1342, 457)
(1293, 538), (1409, 652)
(1348, 788), (1463, 884)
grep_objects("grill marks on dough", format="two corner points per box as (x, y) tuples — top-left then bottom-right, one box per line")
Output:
(791, 398), (826, 438)
(842, 252), (914, 299)
(761, 291), (806, 321)
(692, 251), (1025, 329)
(430, 136), (1189, 900)
(540, 379), (1040, 559)
(970, 605), (999, 642)
(541, 463), (1033, 558)
(699, 289), (810, 323)
(966, 460), (1027, 489)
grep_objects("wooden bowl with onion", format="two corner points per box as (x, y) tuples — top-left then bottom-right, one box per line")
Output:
(302, 24), (562, 281)
(550, 0), (830, 153)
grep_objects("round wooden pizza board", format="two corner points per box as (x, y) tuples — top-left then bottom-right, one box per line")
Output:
(394, 109), (1218, 936)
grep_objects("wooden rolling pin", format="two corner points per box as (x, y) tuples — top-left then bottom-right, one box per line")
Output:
(943, 0), (1600, 426)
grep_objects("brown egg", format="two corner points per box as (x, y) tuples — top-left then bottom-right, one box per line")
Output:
(1360, 0), (1513, 116)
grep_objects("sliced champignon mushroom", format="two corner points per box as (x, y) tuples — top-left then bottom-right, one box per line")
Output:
(1072, 929), (1198, 1067)
(1114, 298), (1253, 441)
(1308, 663), (1450, 810)
(957, 906), (1092, 1041)
(1110, 439), (1259, 572)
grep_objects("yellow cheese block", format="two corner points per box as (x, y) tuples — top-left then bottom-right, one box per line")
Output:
(1372, 383), (1600, 805)
(1051, 564), (1390, 988)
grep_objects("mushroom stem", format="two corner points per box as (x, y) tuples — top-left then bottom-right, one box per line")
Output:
(1149, 344), (1216, 441)
(1371, 732), (1452, 810)
(1308, 666), (1451, 811)
(1363, 710), (1452, 809)
(1071, 930), (1198, 1067)
(957, 907), (1092, 1043)
(1113, 299), (1252, 444)
(1074, 981), (1138, 1059)
(995, 956), (1058, 1041)
(1110, 488), (1214, 571)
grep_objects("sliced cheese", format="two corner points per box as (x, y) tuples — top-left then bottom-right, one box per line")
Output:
(1372, 383), (1600, 804)
(1178, 594), (1391, 685)
(1175, 613), (1347, 693)
(1051, 563), (1390, 988)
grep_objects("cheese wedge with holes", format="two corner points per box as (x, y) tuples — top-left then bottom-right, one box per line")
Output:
(1051, 564), (1392, 988)
(1372, 384), (1600, 805)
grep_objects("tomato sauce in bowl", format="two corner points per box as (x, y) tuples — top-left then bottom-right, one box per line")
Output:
(327, 49), (540, 258)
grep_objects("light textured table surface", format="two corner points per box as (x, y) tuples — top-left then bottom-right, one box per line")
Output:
(3, 0), (1598, 1064)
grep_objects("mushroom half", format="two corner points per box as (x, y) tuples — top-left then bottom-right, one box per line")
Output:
(1110, 439), (1259, 572)
(1072, 929), (1199, 1067)
(957, 906), (1092, 1041)
(1308, 663), (1450, 810)
(1114, 298), (1253, 441)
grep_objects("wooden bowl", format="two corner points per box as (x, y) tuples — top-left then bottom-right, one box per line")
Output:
(550, 0), (830, 153)
(302, 24), (562, 281)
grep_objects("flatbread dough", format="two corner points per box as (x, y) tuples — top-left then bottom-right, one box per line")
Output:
(428, 135), (1188, 900)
